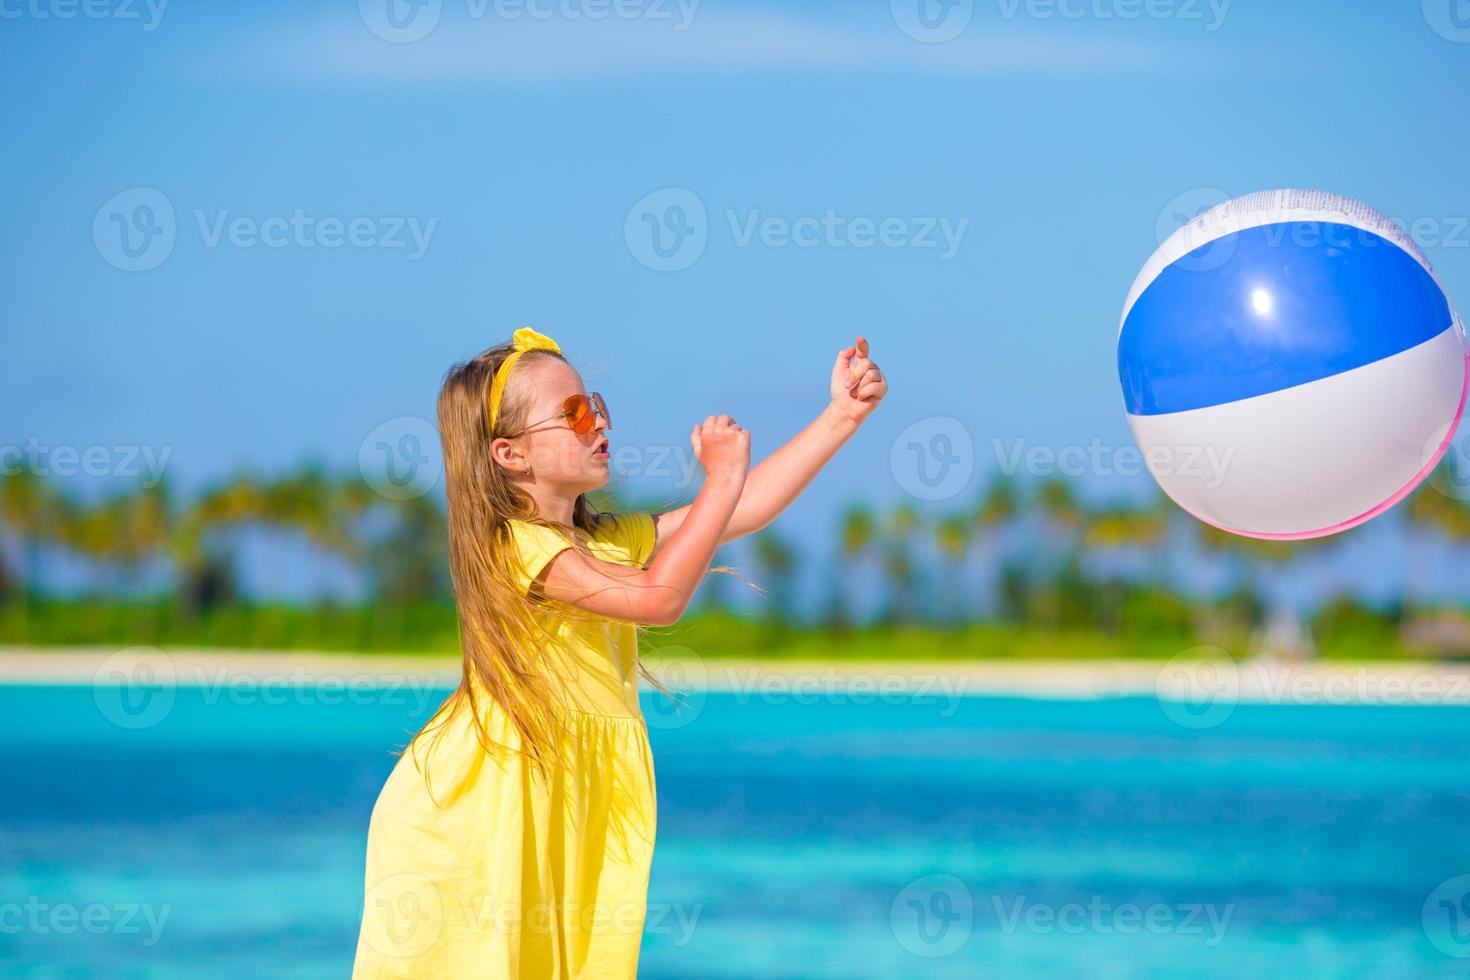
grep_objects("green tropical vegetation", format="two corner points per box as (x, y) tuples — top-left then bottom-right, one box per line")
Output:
(4, 462), (1470, 660)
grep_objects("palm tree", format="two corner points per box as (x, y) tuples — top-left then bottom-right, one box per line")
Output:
(162, 466), (376, 618)
(1035, 477), (1085, 536)
(92, 485), (170, 593)
(966, 473), (1019, 622)
(1405, 478), (1470, 615)
(878, 504), (922, 626)
(1, 464), (458, 645)
(1400, 478), (1470, 654)
(1083, 497), (1168, 551)
(0, 471), (64, 635)
(751, 527), (798, 639)
(1082, 495), (1170, 632)
(0, 470), (61, 601)
(975, 473), (1019, 530)
(168, 474), (269, 617)
(55, 490), (123, 595)
(934, 514), (972, 627)
(1194, 521), (1340, 658)
(369, 494), (449, 604)
(1028, 477), (1089, 629)
(825, 504), (875, 631)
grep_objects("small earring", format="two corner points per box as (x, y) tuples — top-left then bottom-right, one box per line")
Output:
(524, 462), (533, 478)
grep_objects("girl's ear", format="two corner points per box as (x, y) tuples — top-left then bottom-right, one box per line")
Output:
(489, 436), (522, 474)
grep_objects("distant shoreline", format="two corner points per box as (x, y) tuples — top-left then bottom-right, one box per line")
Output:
(6, 646), (1470, 705)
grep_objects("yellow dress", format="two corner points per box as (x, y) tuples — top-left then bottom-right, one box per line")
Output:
(352, 511), (659, 980)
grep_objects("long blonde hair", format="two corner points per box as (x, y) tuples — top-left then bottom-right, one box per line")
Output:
(404, 340), (688, 791)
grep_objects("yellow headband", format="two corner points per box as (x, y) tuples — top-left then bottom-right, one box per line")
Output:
(487, 327), (562, 435)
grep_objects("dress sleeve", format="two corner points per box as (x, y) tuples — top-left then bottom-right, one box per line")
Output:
(504, 519), (576, 597)
(592, 511), (658, 567)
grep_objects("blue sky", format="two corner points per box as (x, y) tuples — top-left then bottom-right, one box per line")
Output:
(7, 0), (1470, 601)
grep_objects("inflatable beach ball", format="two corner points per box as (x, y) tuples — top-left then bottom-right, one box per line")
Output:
(1118, 189), (1468, 540)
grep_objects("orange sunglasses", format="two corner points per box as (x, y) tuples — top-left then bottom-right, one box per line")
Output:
(504, 392), (611, 438)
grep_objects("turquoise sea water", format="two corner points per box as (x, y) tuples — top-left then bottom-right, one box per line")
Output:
(4, 681), (1470, 978)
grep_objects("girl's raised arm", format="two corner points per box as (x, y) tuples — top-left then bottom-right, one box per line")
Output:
(647, 336), (886, 560)
(535, 416), (751, 627)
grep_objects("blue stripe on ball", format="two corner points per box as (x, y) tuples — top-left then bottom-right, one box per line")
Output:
(1119, 221), (1452, 416)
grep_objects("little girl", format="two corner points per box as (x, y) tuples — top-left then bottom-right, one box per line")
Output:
(351, 327), (885, 978)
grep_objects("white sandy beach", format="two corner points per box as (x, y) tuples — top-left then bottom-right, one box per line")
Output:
(5, 646), (1470, 706)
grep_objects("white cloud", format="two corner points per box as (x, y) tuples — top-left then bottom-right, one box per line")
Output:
(217, 5), (1205, 84)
